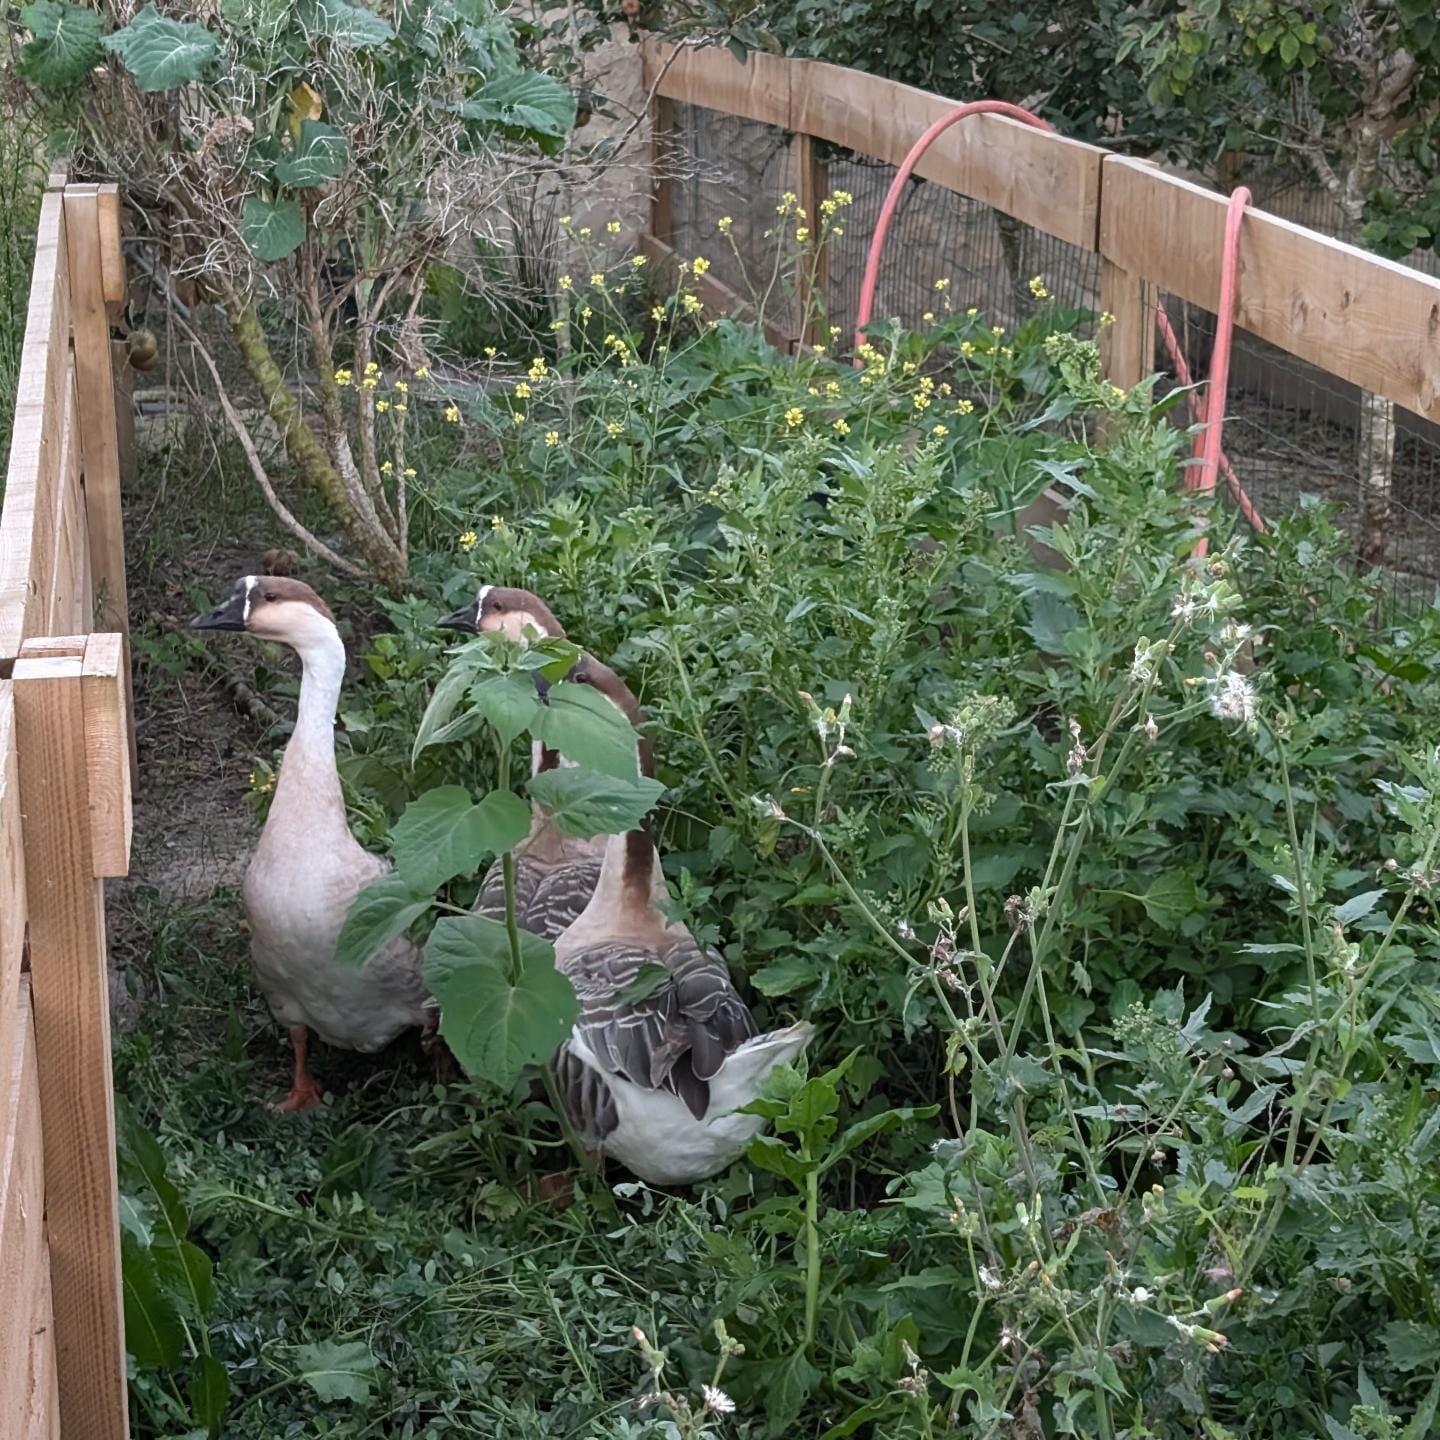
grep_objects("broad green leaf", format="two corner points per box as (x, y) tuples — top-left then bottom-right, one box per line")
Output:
(768, 1347), (821, 1435)
(276, 120), (349, 187)
(784, 1074), (841, 1140)
(103, 4), (217, 91)
(526, 765), (664, 838)
(335, 873), (432, 969)
(119, 1192), (152, 1245)
(823, 1105), (940, 1170)
(531, 681), (642, 780)
(17, 1), (103, 89)
(121, 1230), (184, 1368)
(153, 1237), (217, 1320)
(1140, 871), (1202, 929)
(188, 1353), (231, 1437)
(117, 1105), (189, 1239)
(293, 1339), (378, 1403)
(744, 1132), (811, 1185)
(413, 661), (482, 759)
(457, 68), (577, 141)
(241, 196), (305, 262)
(1382, 1319), (1440, 1373)
(303, 0), (395, 47)
(390, 786), (529, 892)
(750, 955), (819, 997)
(470, 672), (542, 746)
(423, 916), (576, 1088)
(1333, 889), (1384, 926)
(1023, 590), (1079, 657)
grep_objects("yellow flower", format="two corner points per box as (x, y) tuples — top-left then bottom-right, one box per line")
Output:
(939, 382), (952, 396)
(953, 398), (975, 415)
(631, 254), (647, 268)
(833, 417), (850, 435)
(830, 226), (843, 237)
(360, 376), (378, 390)
(992, 326), (1005, 337)
(902, 360), (917, 374)
(960, 341), (976, 357)
(812, 345), (826, 357)
(380, 460), (394, 474)
(1028, 275), (1050, 299)
(606, 420), (622, 436)
(607, 220), (621, 234)
(820, 199), (836, 217)
(444, 405), (460, 423)
(777, 191), (797, 215)
(529, 357), (549, 380)
(920, 375), (935, 392)
(717, 216), (733, 233)
(515, 382), (532, 399)
(692, 256), (711, 276)
(829, 325), (842, 339)
(415, 365), (429, 379)
(651, 305), (665, 322)
(491, 514), (505, 528)
(1111, 383), (1127, 398)
(394, 403), (407, 413)
(784, 406), (804, 428)
(931, 424), (948, 438)
(559, 274), (573, 290)
(484, 346), (497, 358)
(333, 367), (352, 386)
(581, 306), (593, 321)
(934, 277), (951, 292)
(459, 530), (478, 551)
(393, 379), (409, 393)
(544, 430), (560, 446)
(808, 386), (819, 396)
(832, 189), (854, 206)
(795, 226), (810, 243)
(682, 293), (703, 315)
(559, 215), (572, 227)
(590, 273), (605, 288)
(375, 398), (390, 412)
(1100, 310), (1116, 326)
(364, 361), (380, 374)
(825, 381), (840, 398)
(913, 393), (931, 410)
(404, 467), (416, 478)
(512, 411), (526, 424)
(550, 319), (564, 331)
(966, 308), (978, 318)
(578, 226), (591, 238)
(614, 285), (626, 297)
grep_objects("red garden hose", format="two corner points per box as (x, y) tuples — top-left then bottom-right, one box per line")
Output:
(853, 102), (1265, 545)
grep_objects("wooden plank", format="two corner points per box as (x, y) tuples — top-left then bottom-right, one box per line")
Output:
(0, 195), (70, 670)
(111, 340), (136, 491)
(0, 682), (26, 1115)
(793, 133), (825, 347)
(640, 233), (798, 352)
(96, 186), (124, 308)
(1099, 258), (1155, 392)
(12, 641), (129, 1440)
(64, 187), (130, 640)
(642, 41), (1105, 250)
(81, 634), (131, 879)
(0, 980), (60, 1440)
(650, 95), (676, 246)
(45, 365), (84, 637)
(1100, 156), (1440, 422)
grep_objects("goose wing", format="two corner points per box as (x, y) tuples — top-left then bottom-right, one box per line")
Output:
(474, 857), (602, 942)
(563, 937), (758, 1120)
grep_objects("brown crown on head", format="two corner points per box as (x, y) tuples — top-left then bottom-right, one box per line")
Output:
(249, 575), (336, 621)
(477, 586), (565, 637)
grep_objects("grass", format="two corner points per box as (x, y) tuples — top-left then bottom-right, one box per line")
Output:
(0, 107), (42, 478)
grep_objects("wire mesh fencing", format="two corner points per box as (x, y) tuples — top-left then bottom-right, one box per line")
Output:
(660, 106), (1440, 613)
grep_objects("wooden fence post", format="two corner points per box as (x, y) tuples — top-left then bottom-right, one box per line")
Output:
(13, 631), (131, 1440)
(793, 133), (827, 350)
(1099, 257), (1156, 391)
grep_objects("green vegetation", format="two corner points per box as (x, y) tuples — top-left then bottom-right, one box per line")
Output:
(114, 235), (1440, 1437)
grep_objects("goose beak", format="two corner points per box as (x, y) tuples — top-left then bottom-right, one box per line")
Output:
(531, 672), (552, 700)
(438, 600), (479, 633)
(190, 592), (247, 631)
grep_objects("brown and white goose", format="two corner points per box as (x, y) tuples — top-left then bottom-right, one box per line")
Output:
(553, 819), (815, 1186)
(192, 576), (433, 1111)
(438, 584), (611, 942)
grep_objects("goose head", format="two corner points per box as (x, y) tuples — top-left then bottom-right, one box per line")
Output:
(438, 584), (565, 644)
(562, 653), (653, 780)
(191, 575), (338, 655)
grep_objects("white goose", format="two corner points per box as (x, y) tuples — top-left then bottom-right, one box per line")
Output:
(192, 576), (433, 1111)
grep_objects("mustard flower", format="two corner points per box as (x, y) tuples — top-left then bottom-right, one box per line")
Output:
(444, 405), (461, 423)
(682, 293), (703, 315)
(590, 272), (605, 288)
(631, 254), (647, 268)
(934, 277), (951, 292)
(1028, 275), (1050, 299)
(559, 274), (573, 290)
(606, 420), (623, 436)
(333, 367), (352, 386)
(833, 417), (850, 435)
(717, 215), (733, 233)
(606, 220), (621, 234)
(393, 379), (409, 393)
(459, 530), (478, 551)
(544, 430), (560, 447)
(515, 382), (532, 399)
(380, 460), (394, 474)
(375, 398), (390, 412)
(414, 365), (429, 379)
(692, 256), (711, 276)
(652, 305), (665, 322)
(784, 406), (805, 428)
(931, 424), (949, 437)
(795, 226), (810, 242)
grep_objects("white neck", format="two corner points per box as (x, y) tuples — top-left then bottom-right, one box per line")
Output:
(267, 618), (349, 837)
(557, 829), (670, 950)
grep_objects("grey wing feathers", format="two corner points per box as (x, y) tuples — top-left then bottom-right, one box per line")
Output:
(475, 857), (601, 942)
(555, 1041), (619, 1145)
(564, 938), (757, 1120)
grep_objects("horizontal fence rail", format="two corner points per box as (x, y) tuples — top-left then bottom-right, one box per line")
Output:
(641, 39), (1440, 431)
(0, 174), (134, 1440)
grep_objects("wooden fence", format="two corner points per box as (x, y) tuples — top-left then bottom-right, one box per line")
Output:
(641, 41), (1440, 427)
(0, 176), (134, 1440)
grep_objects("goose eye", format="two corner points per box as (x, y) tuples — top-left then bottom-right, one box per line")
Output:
(263, 591), (278, 602)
